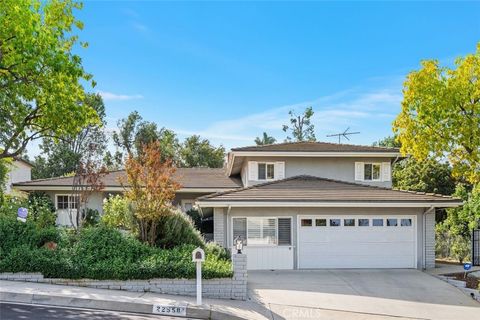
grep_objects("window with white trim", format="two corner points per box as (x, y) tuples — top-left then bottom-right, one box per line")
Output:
(232, 217), (292, 246)
(364, 163), (381, 181)
(56, 195), (79, 210)
(258, 163), (275, 180)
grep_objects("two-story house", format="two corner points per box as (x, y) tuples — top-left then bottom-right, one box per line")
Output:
(13, 142), (462, 270)
(3, 157), (33, 195)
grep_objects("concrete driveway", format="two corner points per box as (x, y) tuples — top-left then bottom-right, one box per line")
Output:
(248, 269), (479, 320)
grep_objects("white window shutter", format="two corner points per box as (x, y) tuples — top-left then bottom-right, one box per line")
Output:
(355, 162), (364, 181)
(275, 162), (285, 180)
(248, 161), (258, 180)
(382, 162), (391, 181)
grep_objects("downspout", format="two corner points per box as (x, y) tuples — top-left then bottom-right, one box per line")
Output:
(423, 206), (435, 269)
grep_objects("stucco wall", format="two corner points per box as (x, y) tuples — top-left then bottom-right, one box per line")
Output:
(241, 156), (394, 188)
(5, 161), (31, 194)
(223, 206), (427, 269)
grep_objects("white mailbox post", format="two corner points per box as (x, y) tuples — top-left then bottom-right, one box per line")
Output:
(192, 247), (205, 305)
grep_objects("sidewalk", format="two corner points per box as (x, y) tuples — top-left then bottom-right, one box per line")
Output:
(0, 280), (271, 320)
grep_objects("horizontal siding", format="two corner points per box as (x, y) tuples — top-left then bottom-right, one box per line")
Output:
(425, 213), (436, 269)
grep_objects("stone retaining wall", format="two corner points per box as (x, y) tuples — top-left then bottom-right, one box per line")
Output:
(0, 254), (247, 300)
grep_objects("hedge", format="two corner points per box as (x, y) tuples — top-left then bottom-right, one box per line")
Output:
(0, 216), (232, 280)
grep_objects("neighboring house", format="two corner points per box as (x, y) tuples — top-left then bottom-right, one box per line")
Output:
(13, 142), (462, 270)
(4, 157), (33, 195)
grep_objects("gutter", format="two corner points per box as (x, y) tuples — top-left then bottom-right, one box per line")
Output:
(196, 201), (462, 208)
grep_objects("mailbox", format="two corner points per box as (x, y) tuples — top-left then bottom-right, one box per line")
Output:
(192, 247), (205, 263)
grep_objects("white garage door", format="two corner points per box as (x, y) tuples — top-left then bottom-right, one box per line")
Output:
(298, 216), (416, 269)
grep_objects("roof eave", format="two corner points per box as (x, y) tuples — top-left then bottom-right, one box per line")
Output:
(230, 151), (402, 157)
(13, 185), (239, 193)
(195, 200), (463, 208)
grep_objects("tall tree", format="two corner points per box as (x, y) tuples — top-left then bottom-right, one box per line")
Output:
(0, 0), (99, 159)
(282, 107), (316, 142)
(255, 132), (276, 145)
(113, 111), (180, 163)
(180, 135), (225, 168)
(32, 93), (107, 179)
(393, 44), (480, 184)
(392, 157), (456, 195)
(70, 158), (107, 230)
(123, 142), (181, 245)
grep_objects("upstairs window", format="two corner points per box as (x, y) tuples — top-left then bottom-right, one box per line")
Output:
(355, 162), (391, 182)
(258, 163), (275, 180)
(364, 163), (381, 181)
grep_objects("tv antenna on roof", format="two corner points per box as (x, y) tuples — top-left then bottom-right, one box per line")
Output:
(326, 127), (360, 143)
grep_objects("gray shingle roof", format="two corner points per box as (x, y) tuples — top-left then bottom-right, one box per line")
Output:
(13, 168), (242, 189)
(231, 141), (400, 153)
(197, 175), (461, 204)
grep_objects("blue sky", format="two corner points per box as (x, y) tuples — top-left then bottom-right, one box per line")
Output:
(36, 1), (480, 155)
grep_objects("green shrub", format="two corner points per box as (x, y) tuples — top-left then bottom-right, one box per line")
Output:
(0, 194), (56, 229)
(72, 226), (153, 265)
(102, 195), (136, 230)
(451, 235), (471, 263)
(82, 208), (100, 227)
(0, 220), (232, 280)
(156, 209), (204, 249)
(205, 242), (231, 260)
(0, 215), (39, 252)
(27, 192), (57, 228)
(0, 245), (79, 278)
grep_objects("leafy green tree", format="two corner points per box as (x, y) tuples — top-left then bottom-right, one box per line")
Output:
(282, 107), (316, 142)
(255, 132), (277, 145)
(372, 136), (401, 148)
(0, 0), (99, 159)
(32, 93), (107, 179)
(103, 150), (123, 171)
(439, 184), (480, 238)
(393, 157), (456, 195)
(180, 135), (225, 168)
(393, 44), (480, 184)
(113, 111), (180, 163)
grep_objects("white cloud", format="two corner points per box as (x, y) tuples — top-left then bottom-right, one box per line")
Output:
(98, 91), (143, 101)
(177, 86), (402, 149)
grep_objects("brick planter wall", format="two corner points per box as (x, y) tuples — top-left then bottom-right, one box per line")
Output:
(0, 253), (248, 300)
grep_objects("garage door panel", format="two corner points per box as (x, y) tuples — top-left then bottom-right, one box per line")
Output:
(301, 255), (414, 269)
(301, 242), (415, 256)
(298, 216), (416, 269)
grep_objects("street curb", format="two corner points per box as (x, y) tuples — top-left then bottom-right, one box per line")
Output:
(0, 291), (247, 320)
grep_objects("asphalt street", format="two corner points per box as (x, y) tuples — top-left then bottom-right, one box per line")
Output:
(0, 302), (199, 320)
